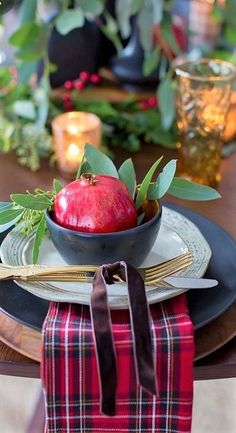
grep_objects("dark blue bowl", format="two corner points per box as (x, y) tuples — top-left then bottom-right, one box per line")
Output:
(45, 202), (162, 267)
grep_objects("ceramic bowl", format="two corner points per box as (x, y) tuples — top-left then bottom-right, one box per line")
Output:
(45, 201), (162, 267)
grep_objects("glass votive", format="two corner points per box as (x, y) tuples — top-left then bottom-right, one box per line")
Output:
(52, 111), (102, 177)
(175, 59), (236, 187)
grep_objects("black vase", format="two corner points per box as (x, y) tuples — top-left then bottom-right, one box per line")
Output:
(41, 20), (101, 88)
(111, 22), (160, 92)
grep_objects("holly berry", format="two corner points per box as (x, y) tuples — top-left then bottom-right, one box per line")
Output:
(139, 100), (149, 111)
(53, 173), (137, 233)
(63, 100), (74, 111)
(80, 71), (90, 81)
(90, 73), (101, 85)
(148, 96), (158, 107)
(64, 80), (74, 90)
(74, 79), (86, 91)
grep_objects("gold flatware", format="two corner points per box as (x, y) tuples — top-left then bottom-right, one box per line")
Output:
(0, 252), (192, 285)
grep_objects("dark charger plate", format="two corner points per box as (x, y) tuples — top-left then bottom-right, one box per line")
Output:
(0, 203), (236, 331)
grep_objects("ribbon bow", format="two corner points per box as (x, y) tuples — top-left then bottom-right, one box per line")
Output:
(90, 261), (158, 416)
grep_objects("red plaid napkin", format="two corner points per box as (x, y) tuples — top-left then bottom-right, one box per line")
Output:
(41, 262), (194, 433)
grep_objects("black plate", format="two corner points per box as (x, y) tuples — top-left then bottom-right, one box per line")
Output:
(0, 203), (236, 331)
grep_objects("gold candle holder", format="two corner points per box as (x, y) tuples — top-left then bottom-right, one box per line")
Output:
(52, 112), (102, 177)
(175, 59), (236, 187)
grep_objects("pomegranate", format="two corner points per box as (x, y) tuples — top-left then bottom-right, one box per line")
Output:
(53, 173), (137, 233)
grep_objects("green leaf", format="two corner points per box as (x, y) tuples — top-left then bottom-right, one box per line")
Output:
(137, 4), (153, 54)
(147, 160), (177, 200)
(80, 0), (104, 15)
(18, 62), (37, 84)
(130, 0), (143, 14)
(19, 0), (37, 24)
(10, 194), (52, 210)
(157, 76), (175, 130)
(0, 68), (13, 88)
(0, 208), (23, 224)
(9, 23), (41, 47)
(168, 178), (221, 201)
(151, 0), (164, 23)
(32, 214), (46, 264)
(13, 100), (36, 120)
(116, 0), (132, 39)
(135, 156), (163, 208)
(143, 46), (160, 76)
(84, 144), (119, 177)
(0, 202), (12, 211)
(161, 18), (180, 55)
(76, 160), (91, 178)
(101, 12), (123, 53)
(53, 179), (63, 194)
(0, 209), (24, 232)
(118, 158), (136, 198)
(55, 9), (85, 35)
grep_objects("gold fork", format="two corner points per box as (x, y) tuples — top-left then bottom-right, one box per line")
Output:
(0, 252), (192, 285)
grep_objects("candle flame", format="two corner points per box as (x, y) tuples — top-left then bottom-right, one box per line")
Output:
(68, 125), (80, 134)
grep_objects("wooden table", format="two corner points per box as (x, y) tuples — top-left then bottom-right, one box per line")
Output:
(0, 144), (236, 381)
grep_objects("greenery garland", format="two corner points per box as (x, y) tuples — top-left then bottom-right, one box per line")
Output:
(0, 67), (177, 171)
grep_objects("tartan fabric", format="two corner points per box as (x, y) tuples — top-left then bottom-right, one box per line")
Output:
(41, 294), (194, 433)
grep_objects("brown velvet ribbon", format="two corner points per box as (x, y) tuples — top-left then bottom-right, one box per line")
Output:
(90, 261), (158, 416)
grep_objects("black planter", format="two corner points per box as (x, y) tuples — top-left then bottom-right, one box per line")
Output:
(111, 22), (161, 92)
(40, 20), (101, 88)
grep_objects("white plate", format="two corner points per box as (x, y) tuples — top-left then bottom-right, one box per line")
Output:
(0, 207), (212, 308)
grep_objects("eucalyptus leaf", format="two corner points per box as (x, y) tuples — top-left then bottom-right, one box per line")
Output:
(18, 62), (37, 85)
(157, 76), (175, 130)
(13, 100), (36, 120)
(56, 9), (85, 35)
(0, 202), (12, 211)
(118, 158), (136, 198)
(168, 178), (221, 201)
(11, 194), (52, 210)
(32, 214), (46, 264)
(131, 0), (142, 14)
(143, 46), (160, 76)
(76, 156), (91, 179)
(135, 157), (163, 209)
(20, 0), (37, 24)
(161, 18), (181, 55)
(53, 179), (63, 194)
(151, 0), (163, 23)
(101, 12), (123, 53)
(84, 144), (119, 178)
(79, 0), (104, 16)
(137, 5), (153, 54)
(9, 23), (41, 47)
(116, 0), (132, 39)
(0, 209), (24, 232)
(147, 160), (177, 200)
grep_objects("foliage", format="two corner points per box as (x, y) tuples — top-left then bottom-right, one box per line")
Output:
(0, 144), (220, 263)
(7, 0), (177, 129)
(0, 67), (177, 169)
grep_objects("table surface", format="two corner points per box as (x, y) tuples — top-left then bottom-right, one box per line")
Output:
(0, 139), (236, 380)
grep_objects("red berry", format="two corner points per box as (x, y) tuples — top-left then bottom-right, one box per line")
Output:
(64, 100), (74, 111)
(80, 71), (90, 81)
(53, 174), (137, 233)
(74, 79), (86, 91)
(64, 80), (74, 90)
(90, 73), (101, 84)
(139, 100), (149, 111)
(148, 96), (157, 107)
(62, 93), (71, 102)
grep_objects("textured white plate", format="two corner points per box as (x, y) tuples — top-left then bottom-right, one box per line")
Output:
(0, 207), (212, 308)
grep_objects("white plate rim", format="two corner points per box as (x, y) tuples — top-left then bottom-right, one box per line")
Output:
(0, 206), (212, 308)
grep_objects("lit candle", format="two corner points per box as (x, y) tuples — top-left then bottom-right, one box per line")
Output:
(52, 112), (102, 177)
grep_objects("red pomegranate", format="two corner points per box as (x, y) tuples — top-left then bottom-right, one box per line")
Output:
(53, 173), (137, 233)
